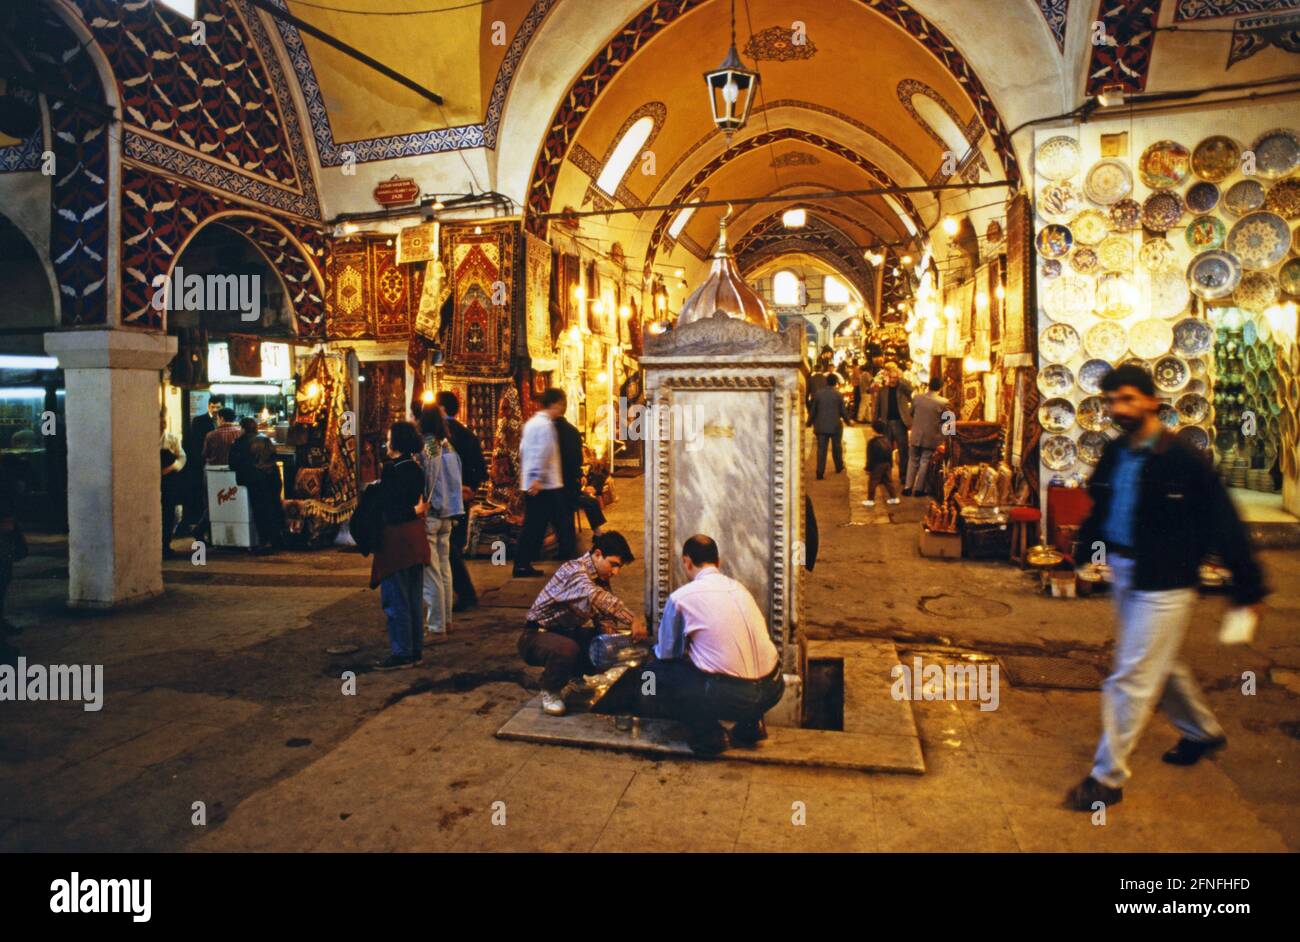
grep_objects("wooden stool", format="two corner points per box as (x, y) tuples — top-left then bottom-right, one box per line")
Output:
(1007, 507), (1041, 568)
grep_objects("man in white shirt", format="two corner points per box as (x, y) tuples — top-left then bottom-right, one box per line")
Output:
(627, 535), (785, 755)
(514, 387), (568, 577)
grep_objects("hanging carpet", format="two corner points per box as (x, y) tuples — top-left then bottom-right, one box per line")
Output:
(444, 220), (517, 377)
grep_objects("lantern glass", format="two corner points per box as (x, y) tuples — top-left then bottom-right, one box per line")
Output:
(704, 46), (758, 135)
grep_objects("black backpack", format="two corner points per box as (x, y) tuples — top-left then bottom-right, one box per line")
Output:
(350, 480), (385, 557)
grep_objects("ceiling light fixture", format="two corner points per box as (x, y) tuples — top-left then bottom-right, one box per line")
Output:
(704, 0), (759, 142)
(782, 208), (807, 228)
(942, 216), (958, 236)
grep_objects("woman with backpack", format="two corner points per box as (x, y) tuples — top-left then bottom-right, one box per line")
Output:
(418, 406), (464, 638)
(369, 421), (432, 670)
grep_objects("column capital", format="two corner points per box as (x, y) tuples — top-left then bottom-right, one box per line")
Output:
(44, 328), (177, 371)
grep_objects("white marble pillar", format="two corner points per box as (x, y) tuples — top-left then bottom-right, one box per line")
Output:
(44, 329), (178, 609)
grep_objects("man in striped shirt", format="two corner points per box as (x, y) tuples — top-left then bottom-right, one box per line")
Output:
(519, 530), (646, 715)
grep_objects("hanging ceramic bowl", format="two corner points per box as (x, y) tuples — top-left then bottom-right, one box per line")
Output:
(1084, 159), (1133, 206)
(1139, 140), (1192, 189)
(1186, 356), (1208, 378)
(1172, 317), (1214, 357)
(1185, 181), (1220, 215)
(1097, 234), (1135, 270)
(1036, 135), (1082, 181)
(1152, 355), (1191, 393)
(1036, 224), (1073, 259)
(1177, 426), (1210, 451)
(1145, 267), (1190, 319)
(1077, 396), (1112, 432)
(1192, 135), (1240, 182)
(1175, 392), (1211, 424)
(1038, 397), (1076, 433)
(1085, 321), (1127, 361)
(1227, 211), (1291, 270)
(1157, 402), (1181, 429)
(1185, 378), (1207, 395)
(1095, 270), (1136, 319)
(1077, 431), (1111, 464)
(1070, 246), (1101, 275)
(1249, 128), (1300, 180)
(1185, 215), (1226, 253)
(1257, 342), (1274, 369)
(1040, 258), (1063, 279)
(1235, 271), (1280, 312)
(1215, 428), (1241, 456)
(1139, 237), (1177, 272)
(1224, 179), (1266, 217)
(1142, 191), (1185, 232)
(1039, 322), (1082, 363)
(1037, 364), (1075, 398)
(1039, 180), (1084, 222)
(1128, 318), (1175, 359)
(1042, 274), (1095, 324)
(1187, 251), (1242, 300)
(1265, 178), (1300, 221)
(1077, 358), (1113, 395)
(1041, 435), (1078, 472)
(1279, 257), (1300, 297)
(1071, 209), (1110, 245)
(1109, 198), (1142, 231)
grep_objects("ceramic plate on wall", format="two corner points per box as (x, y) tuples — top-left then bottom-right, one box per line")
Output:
(1172, 317), (1213, 357)
(1077, 358), (1113, 395)
(1187, 251), (1242, 300)
(1153, 355), (1190, 393)
(1185, 215), (1226, 253)
(1265, 178), (1300, 220)
(1227, 211), (1291, 270)
(1191, 135), (1239, 182)
(1235, 270), (1279, 312)
(1071, 209), (1110, 245)
(1077, 431), (1112, 464)
(1129, 318), (1175, 359)
(1084, 321), (1127, 361)
(1175, 392), (1211, 424)
(1036, 224), (1073, 259)
(1042, 274), (1095, 324)
(1039, 180), (1084, 222)
(1139, 140), (1192, 189)
(1038, 397), (1076, 433)
(1280, 257), (1300, 297)
(1109, 198), (1142, 231)
(1224, 179), (1266, 216)
(1142, 191), (1185, 231)
(1097, 234), (1135, 270)
(1036, 136), (1082, 180)
(1139, 237), (1177, 272)
(1176, 426), (1210, 451)
(1039, 322), (1082, 363)
(1076, 396), (1112, 432)
(1040, 258), (1062, 279)
(1095, 271), (1136, 320)
(1250, 128), (1300, 180)
(1157, 403), (1180, 429)
(1085, 159), (1133, 205)
(1041, 435), (1078, 471)
(1037, 364), (1075, 397)
(1185, 181), (1220, 215)
(1145, 267), (1190, 319)
(1070, 246), (1101, 275)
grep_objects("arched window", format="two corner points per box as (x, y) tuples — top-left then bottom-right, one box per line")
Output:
(823, 275), (850, 305)
(912, 95), (971, 162)
(668, 193), (704, 240)
(772, 270), (802, 306)
(597, 116), (654, 195)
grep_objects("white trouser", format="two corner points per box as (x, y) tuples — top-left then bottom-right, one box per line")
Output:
(423, 517), (454, 632)
(1090, 556), (1224, 788)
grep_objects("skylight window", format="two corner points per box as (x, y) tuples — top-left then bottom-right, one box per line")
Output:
(823, 276), (850, 305)
(772, 270), (802, 306)
(596, 116), (654, 195)
(667, 198), (700, 240)
(158, 0), (197, 17)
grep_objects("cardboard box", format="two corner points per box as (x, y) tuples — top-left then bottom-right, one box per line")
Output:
(919, 526), (962, 559)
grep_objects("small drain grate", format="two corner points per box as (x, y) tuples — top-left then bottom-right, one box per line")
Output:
(998, 656), (1104, 690)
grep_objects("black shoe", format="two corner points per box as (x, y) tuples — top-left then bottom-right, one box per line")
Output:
(815, 474), (825, 480)
(902, 488), (913, 497)
(452, 597), (479, 613)
(1162, 736), (1226, 766)
(372, 655), (415, 671)
(1065, 775), (1122, 811)
(512, 566), (545, 577)
(687, 723), (729, 757)
(730, 718), (767, 748)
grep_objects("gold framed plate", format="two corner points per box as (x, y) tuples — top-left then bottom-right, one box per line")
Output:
(1139, 140), (1192, 190)
(1191, 135), (1240, 182)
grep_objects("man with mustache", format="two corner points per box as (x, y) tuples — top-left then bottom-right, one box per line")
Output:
(1066, 365), (1266, 811)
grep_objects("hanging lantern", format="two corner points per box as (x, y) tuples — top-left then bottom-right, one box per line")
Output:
(704, 0), (759, 141)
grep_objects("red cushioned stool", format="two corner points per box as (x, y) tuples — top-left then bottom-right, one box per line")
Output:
(1007, 506), (1041, 568)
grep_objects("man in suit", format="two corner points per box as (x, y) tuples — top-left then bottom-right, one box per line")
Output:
(184, 394), (223, 532)
(553, 414), (585, 560)
(437, 391), (487, 611)
(905, 375), (951, 498)
(872, 363), (914, 486)
(808, 373), (850, 479)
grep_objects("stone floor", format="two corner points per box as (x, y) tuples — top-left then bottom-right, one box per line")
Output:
(1, 426), (1298, 852)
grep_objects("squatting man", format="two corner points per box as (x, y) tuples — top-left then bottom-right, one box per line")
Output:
(520, 532), (784, 756)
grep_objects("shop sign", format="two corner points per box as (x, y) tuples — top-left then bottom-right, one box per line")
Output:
(373, 176), (421, 207)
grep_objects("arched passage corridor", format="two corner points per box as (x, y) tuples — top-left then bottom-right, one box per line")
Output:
(2, 0), (1300, 865)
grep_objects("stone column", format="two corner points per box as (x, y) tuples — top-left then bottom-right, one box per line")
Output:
(44, 329), (177, 609)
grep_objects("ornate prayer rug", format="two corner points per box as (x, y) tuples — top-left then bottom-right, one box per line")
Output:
(523, 232), (556, 370)
(325, 237), (422, 340)
(444, 220), (517, 377)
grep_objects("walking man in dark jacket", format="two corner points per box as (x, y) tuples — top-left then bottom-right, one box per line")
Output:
(437, 392), (487, 611)
(808, 374), (849, 479)
(1065, 365), (1267, 811)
